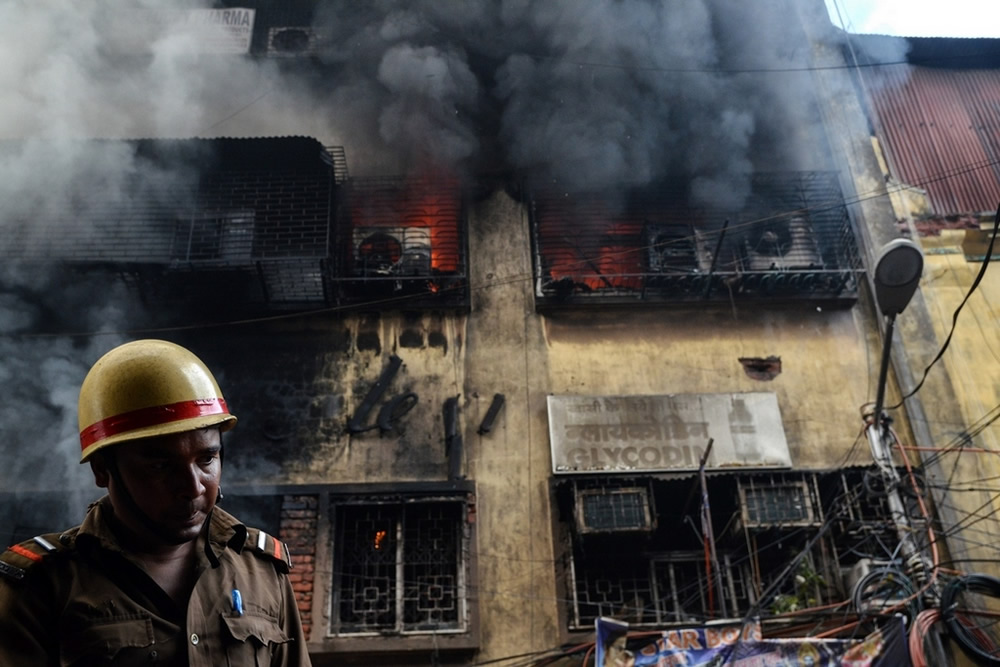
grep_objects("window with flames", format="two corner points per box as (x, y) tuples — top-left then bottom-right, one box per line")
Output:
(530, 172), (859, 307)
(330, 498), (469, 635)
(334, 176), (469, 309)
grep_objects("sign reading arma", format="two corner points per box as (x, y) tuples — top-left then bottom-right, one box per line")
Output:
(548, 393), (792, 474)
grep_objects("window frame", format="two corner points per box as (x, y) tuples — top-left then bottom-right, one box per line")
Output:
(312, 482), (480, 660)
(329, 496), (469, 637)
(554, 472), (848, 636)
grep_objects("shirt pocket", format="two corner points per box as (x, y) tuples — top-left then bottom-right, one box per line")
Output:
(60, 615), (155, 667)
(221, 612), (290, 667)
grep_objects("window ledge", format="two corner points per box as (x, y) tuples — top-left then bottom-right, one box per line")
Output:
(307, 630), (479, 662)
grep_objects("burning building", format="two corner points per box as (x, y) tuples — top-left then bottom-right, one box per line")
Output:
(0, 0), (991, 664)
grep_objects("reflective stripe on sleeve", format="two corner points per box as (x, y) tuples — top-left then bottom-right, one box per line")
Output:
(9, 544), (42, 562)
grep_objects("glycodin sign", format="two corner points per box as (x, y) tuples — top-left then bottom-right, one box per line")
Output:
(548, 393), (791, 474)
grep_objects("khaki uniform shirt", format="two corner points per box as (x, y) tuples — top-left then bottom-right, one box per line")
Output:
(0, 497), (311, 666)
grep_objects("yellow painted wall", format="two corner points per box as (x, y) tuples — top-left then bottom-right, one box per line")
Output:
(287, 188), (891, 662)
(914, 232), (1000, 577)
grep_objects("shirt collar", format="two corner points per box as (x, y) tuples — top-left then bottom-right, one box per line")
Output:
(76, 496), (248, 567)
(205, 505), (248, 566)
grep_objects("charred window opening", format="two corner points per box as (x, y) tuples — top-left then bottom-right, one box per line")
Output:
(332, 176), (469, 310)
(557, 470), (910, 631)
(269, 27), (314, 54)
(330, 496), (469, 636)
(739, 356), (782, 381)
(530, 172), (860, 309)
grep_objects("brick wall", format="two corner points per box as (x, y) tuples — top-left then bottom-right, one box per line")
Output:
(280, 494), (319, 640)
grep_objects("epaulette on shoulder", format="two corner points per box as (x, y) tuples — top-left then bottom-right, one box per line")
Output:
(245, 527), (291, 574)
(0, 532), (72, 583)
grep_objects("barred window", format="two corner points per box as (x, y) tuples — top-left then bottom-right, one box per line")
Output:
(570, 549), (754, 628)
(331, 499), (468, 636)
(559, 474), (840, 631)
(530, 172), (860, 308)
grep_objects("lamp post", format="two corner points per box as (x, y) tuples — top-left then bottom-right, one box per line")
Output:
(867, 238), (924, 567)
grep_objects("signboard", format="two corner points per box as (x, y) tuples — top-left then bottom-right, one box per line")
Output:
(109, 8), (256, 55)
(595, 616), (909, 666)
(548, 393), (791, 474)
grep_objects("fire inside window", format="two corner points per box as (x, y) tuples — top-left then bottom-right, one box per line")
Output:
(346, 179), (462, 280)
(331, 500), (466, 635)
(531, 173), (858, 304)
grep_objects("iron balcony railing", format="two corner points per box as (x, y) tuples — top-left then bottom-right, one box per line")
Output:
(0, 140), (471, 313)
(530, 172), (862, 308)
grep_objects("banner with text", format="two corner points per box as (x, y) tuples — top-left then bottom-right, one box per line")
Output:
(548, 393), (791, 474)
(108, 8), (256, 54)
(613, 617), (910, 666)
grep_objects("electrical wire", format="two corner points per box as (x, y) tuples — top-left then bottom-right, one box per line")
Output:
(909, 608), (941, 667)
(887, 203), (1000, 411)
(941, 574), (1000, 664)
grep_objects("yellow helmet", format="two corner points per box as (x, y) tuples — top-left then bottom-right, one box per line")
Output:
(78, 339), (237, 462)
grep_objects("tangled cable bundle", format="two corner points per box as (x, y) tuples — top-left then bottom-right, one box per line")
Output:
(851, 566), (920, 621)
(941, 574), (1000, 664)
(909, 609), (941, 667)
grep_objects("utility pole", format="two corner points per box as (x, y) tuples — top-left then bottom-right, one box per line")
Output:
(866, 311), (919, 564)
(699, 439), (725, 618)
(867, 239), (928, 582)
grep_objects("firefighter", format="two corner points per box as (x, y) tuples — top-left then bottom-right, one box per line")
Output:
(0, 339), (311, 666)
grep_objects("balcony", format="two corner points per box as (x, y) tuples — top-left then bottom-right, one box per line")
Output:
(530, 172), (861, 309)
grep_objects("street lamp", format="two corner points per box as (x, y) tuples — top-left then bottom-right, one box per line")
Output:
(871, 239), (924, 431)
(866, 238), (924, 575)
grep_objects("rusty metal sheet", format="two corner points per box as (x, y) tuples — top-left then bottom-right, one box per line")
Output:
(866, 63), (1000, 215)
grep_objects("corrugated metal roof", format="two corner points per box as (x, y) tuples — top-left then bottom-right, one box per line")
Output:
(861, 42), (1000, 216)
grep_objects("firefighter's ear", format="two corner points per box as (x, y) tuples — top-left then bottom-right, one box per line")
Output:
(90, 455), (110, 488)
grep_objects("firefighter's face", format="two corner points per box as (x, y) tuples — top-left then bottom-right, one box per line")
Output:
(93, 428), (222, 547)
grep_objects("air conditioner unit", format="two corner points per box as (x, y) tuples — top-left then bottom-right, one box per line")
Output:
(644, 223), (710, 274)
(738, 480), (819, 530)
(267, 27), (325, 57)
(352, 226), (431, 277)
(745, 217), (823, 272)
(574, 487), (653, 534)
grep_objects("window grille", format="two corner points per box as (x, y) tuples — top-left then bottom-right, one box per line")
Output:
(558, 473), (841, 632)
(331, 499), (467, 636)
(530, 171), (860, 308)
(737, 476), (821, 529)
(173, 210), (255, 263)
(653, 553), (754, 622)
(575, 487), (652, 533)
(569, 549), (752, 629)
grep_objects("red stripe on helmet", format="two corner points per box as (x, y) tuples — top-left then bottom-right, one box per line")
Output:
(79, 398), (230, 451)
